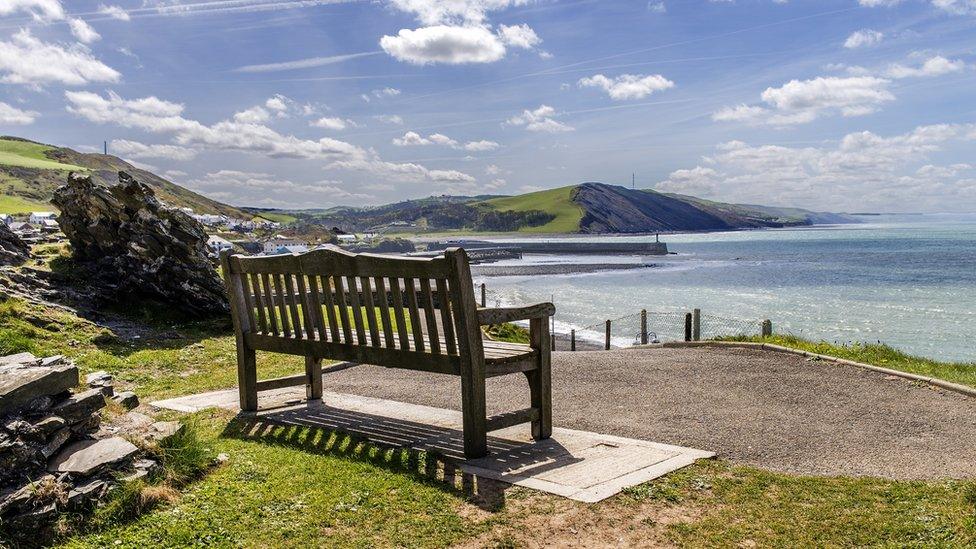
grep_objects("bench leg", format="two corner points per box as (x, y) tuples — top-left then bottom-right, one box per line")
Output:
(237, 345), (258, 412)
(305, 357), (323, 401)
(460, 360), (488, 459)
(528, 318), (553, 440)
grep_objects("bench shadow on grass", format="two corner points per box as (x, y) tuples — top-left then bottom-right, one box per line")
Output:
(220, 402), (577, 512)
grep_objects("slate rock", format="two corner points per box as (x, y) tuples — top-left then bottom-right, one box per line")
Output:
(52, 171), (229, 318)
(67, 478), (111, 508)
(112, 391), (139, 410)
(0, 222), (29, 266)
(34, 415), (67, 436)
(145, 421), (184, 445)
(48, 437), (139, 476)
(85, 371), (113, 386)
(51, 388), (105, 424)
(0, 360), (80, 416)
(0, 352), (37, 366)
(40, 427), (71, 459)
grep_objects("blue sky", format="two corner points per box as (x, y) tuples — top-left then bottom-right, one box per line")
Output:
(0, 0), (974, 212)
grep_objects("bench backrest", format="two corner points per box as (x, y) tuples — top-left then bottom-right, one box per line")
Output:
(220, 246), (483, 375)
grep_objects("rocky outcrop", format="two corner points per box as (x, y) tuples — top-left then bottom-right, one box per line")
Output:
(52, 171), (228, 317)
(0, 222), (30, 266)
(573, 183), (734, 233)
(0, 353), (171, 545)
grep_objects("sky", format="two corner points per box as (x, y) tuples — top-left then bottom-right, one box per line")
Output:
(0, 0), (974, 213)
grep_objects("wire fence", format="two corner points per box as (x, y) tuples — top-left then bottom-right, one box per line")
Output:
(476, 283), (770, 350)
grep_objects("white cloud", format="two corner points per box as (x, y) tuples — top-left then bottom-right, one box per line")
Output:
(233, 105), (271, 124)
(711, 104), (769, 123)
(265, 94), (290, 112)
(505, 104), (574, 132)
(233, 51), (378, 73)
(386, 0), (530, 26)
(0, 0), (65, 21)
(372, 87), (401, 98)
(97, 4), (130, 21)
(381, 0), (539, 64)
(578, 73), (675, 100)
(648, 1), (666, 13)
(380, 25), (507, 64)
(65, 90), (477, 191)
(0, 29), (119, 86)
(392, 130), (500, 151)
(68, 18), (101, 43)
(374, 114), (404, 125)
(0, 101), (38, 125)
(884, 55), (967, 78)
(861, 0), (976, 14)
(110, 139), (197, 161)
(311, 117), (354, 130)
(844, 29), (883, 48)
(657, 123), (976, 212)
(187, 170), (373, 208)
(496, 23), (540, 49)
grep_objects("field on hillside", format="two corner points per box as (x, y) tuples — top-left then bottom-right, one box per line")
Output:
(0, 138), (87, 171)
(482, 186), (582, 233)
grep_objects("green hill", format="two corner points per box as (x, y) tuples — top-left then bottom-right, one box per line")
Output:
(479, 186), (583, 233)
(481, 182), (857, 233)
(0, 136), (248, 218)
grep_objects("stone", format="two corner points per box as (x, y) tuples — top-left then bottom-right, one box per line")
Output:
(52, 171), (229, 318)
(48, 437), (139, 476)
(0, 222), (29, 266)
(51, 388), (105, 424)
(112, 391), (139, 410)
(40, 427), (71, 459)
(0, 352), (37, 366)
(3, 502), (57, 532)
(0, 360), (79, 416)
(67, 478), (110, 507)
(145, 421), (183, 445)
(0, 482), (33, 515)
(34, 415), (67, 436)
(86, 371), (112, 385)
(39, 355), (65, 367)
(70, 414), (101, 434)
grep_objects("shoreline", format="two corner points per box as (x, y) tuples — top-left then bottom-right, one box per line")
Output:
(471, 263), (654, 277)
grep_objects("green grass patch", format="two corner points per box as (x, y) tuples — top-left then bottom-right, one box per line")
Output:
(481, 185), (583, 233)
(60, 411), (482, 548)
(724, 334), (976, 389)
(485, 323), (530, 344)
(0, 138), (87, 171)
(0, 193), (50, 214)
(254, 211), (298, 224)
(630, 460), (976, 547)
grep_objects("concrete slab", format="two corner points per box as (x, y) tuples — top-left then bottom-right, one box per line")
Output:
(153, 388), (713, 503)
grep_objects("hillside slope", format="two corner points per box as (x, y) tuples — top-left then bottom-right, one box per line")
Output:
(0, 136), (247, 217)
(482, 182), (857, 233)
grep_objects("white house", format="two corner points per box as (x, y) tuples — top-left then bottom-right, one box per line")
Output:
(263, 239), (303, 254)
(276, 244), (309, 254)
(207, 235), (234, 254)
(336, 234), (357, 243)
(0, 214), (12, 225)
(29, 212), (56, 224)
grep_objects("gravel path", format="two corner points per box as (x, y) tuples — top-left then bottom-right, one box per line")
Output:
(323, 347), (976, 479)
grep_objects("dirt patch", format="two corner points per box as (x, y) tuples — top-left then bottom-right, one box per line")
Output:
(323, 347), (976, 479)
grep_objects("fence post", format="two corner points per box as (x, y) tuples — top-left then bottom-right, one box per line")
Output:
(692, 308), (701, 341)
(684, 313), (692, 342)
(570, 329), (576, 351)
(761, 319), (772, 337)
(640, 309), (648, 345)
(605, 320), (611, 350)
(480, 283), (486, 307)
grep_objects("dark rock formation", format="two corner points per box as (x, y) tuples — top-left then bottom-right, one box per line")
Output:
(0, 222), (30, 266)
(573, 183), (734, 233)
(52, 171), (228, 317)
(0, 352), (166, 545)
(348, 237), (416, 254)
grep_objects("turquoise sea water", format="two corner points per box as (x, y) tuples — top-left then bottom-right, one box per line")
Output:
(474, 214), (976, 363)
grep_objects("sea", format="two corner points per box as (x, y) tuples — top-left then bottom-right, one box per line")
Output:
(471, 213), (976, 363)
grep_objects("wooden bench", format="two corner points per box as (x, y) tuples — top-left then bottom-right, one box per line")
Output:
(219, 246), (554, 458)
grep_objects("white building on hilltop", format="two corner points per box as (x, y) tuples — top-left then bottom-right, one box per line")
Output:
(207, 235), (234, 254)
(29, 212), (56, 224)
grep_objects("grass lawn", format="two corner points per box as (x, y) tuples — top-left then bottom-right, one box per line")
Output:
(0, 193), (50, 214)
(728, 334), (976, 389)
(0, 138), (87, 172)
(2, 298), (976, 547)
(481, 186), (583, 233)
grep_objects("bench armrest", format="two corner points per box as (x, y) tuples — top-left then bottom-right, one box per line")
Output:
(477, 303), (555, 325)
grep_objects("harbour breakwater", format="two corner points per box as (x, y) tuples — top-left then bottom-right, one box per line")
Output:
(425, 239), (669, 255)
